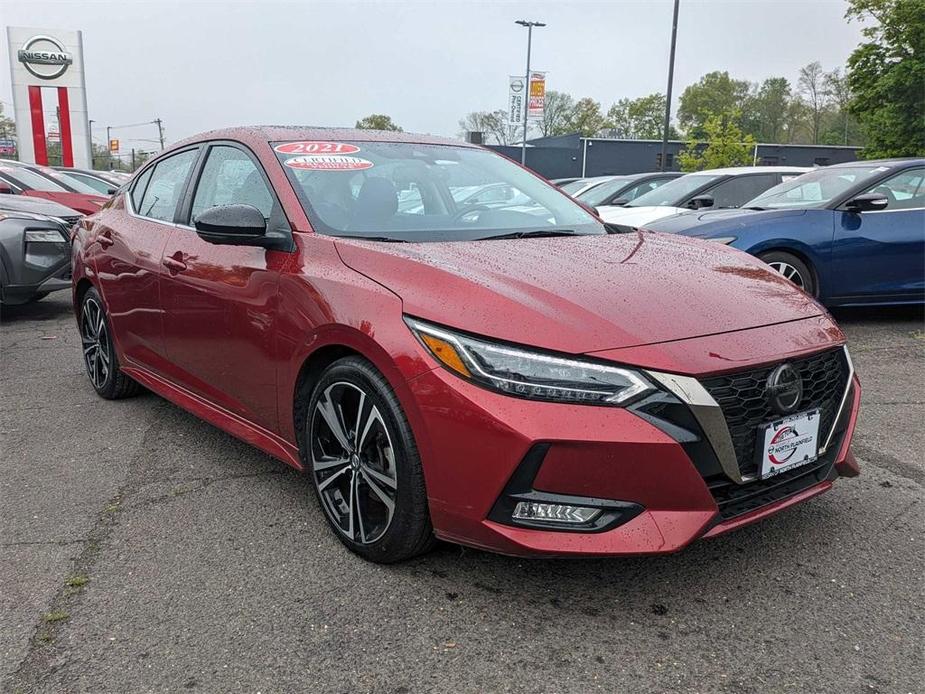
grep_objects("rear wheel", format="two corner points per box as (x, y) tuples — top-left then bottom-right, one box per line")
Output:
(299, 356), (434, 563)
(760, 251), (817, 296)
(79, 288), (141, 399)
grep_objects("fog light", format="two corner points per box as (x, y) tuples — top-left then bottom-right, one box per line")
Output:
(512, 501), (600, 524)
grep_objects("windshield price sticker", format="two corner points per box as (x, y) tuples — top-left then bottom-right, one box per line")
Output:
(274, 141), (360, 155)
(284, 155), (374, 171)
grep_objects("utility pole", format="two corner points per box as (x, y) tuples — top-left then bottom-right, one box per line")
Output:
(515, 20), (545, 166)
(659, 0), (680, 172)
(154, 118), (165, 150)
(106, 126), (112, 169)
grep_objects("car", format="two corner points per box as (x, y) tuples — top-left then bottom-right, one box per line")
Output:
(571, 172), (683, 209)
(549, 177), (582, 187)
(0, 162), (108, 215)
(597, 166), (811, 230)
(52, 167), (124, 195)
(71, 126), (861, 563)
(0, 209), (72, 305)
(643, 159), (925, 306)
(0, 193), (82, 227)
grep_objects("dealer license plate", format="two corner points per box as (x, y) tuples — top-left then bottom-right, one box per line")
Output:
(757, 409), (821, 479)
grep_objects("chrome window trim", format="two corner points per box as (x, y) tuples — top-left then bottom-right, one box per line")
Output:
(859, 206), (925, 214)
(124, 191), (194, 231)
(645, 345), (854, 486)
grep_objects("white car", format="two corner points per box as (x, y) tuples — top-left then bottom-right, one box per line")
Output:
(597, 166), (811, 229)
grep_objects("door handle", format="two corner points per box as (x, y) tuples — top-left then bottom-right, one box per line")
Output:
(162, 255), (187, 273)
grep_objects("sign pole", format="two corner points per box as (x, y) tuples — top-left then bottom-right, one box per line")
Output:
(515, 20), (545, 166)
(659, 0), (680, 172)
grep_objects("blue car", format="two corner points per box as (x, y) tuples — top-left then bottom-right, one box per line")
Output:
(646, 159), (925, 307)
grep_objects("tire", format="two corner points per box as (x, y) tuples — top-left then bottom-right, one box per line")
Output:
(78, 287), (142, 399)
(297, 356), (434, 563)
(760, 251), (817, 296)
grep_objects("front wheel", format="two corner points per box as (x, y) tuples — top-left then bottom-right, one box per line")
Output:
(300, 356), (434, 563)
(79, 287), (141, 399)
(760, 251), (817, 297)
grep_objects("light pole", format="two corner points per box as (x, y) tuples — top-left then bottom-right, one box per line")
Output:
(659, 0), (680, 172)
(515, 19), (545, 166)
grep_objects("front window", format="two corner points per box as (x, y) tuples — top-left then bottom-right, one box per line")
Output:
(38, 168), (101, 195)
(275, 141), (602, 242)
(745, 166), (892, 209)
(625, 174), (721, 207)
(559, 179), (592, 195)
(577, 177), (633, 206)
(0, 164), (68, 193)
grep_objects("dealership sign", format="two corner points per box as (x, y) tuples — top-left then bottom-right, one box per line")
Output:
(508, 76), (525, 126)
(6, 27), (91, 168)
(17, 35), (73, 80)
(528, 71), (546, 120)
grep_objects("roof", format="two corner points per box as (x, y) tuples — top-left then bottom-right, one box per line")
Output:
(830, 157), (925, 168)
(171, 126), (473, 150)
(692, 166), (813, 175)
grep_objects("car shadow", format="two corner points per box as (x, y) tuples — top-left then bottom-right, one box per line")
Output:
(830, 303), (924, 325)
(1, 294), (74, 324)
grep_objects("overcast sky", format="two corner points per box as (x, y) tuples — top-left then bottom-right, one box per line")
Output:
(2, 0), (866, 150)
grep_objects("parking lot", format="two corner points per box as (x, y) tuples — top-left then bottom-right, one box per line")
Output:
(1, 294), (922, 693)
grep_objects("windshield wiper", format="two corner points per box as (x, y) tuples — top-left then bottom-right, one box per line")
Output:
(338, 235), (409, 243)
(477, 229), (577, 241)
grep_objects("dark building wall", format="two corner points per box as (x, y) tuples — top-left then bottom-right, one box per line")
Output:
(487, 135), (861, 179)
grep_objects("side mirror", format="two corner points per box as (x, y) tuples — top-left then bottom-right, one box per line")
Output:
(687, 195), (714, 210)
(0, 182), (14, 195)
(845, 192), (889, 212)
(107, 187), (117, 195)
(610, 197), (629, 207)
(193, 204), (267, 245)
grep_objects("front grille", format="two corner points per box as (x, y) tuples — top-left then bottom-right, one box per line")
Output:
(61, 215), (81, 226)
(701, 348), (850, 479)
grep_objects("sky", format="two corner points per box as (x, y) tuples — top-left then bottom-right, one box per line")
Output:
(1, 0), (867, 151)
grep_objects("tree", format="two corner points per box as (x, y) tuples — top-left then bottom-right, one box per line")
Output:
(0, 104), (15, 142)
(743, 77), (792, 143)
(355, 114), (402, 131)
(822, 68), (861, 146)
(566, 97), (606, 137)
(677, 110), (756, 172)
(798, 61), (830, 144)
(677, 71), (751, 138)
(605, 93), (678, 140)
(539, 90), (576, 137)
(458, 110), (511, 145)
(845, 0), (925, 157)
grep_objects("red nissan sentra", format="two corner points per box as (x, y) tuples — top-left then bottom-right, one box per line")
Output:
(71, 127), (861, 562)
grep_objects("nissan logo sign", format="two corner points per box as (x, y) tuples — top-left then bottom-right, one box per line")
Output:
(766, 363), (803, 415)
(17, 35), (73, 80)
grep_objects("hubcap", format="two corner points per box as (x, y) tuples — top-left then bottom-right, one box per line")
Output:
(80, 297), (111, 389)
(310, 382), (397, 544)
(768, 261), (806, 290)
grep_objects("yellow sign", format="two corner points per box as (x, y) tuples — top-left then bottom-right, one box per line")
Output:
(528, 71), (546, 119)
(109, 138), (119, 153)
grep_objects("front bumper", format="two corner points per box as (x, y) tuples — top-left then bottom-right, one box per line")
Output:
(407, 321), (860, 557)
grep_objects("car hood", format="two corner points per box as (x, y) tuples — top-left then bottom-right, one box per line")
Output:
(0, 193), (81, 218)
(649, 208), (808, 235)
(21, 191), (106, 216)
(335, 232), (824, 354)
(596, 205), (687, 228)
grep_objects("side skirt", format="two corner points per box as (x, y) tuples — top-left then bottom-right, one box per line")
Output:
(121, 365), (303, 471)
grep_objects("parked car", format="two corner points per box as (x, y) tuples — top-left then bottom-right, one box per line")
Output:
(0, 193), (82, 227)
(0, 209), (72, 305)
(71, 127), (860, 562)
(644, 159), (925, 306)
(0, 162), (107, 215)
(598, 166), (811, 230)
(575, 172), (684, 208)
(52, 167), (124, 195)
(549, 177), (582, 187)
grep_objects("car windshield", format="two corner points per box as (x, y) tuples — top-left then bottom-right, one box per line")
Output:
(578, 177), (632, 206)
(276, 141), (603, 241)
(0, 164), (68, 192)
(559, 179), (592, 195)
(744, 166), (892, 209)
(40, 169), (101, 195)
(625, 174), (721, 207)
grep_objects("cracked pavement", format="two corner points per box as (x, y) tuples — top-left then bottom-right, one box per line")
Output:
(1, 295), (922, 693)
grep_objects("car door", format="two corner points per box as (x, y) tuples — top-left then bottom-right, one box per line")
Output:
(91, 147), (200, 374)
(608, 176), (676, 205)
(831, 166), (925, 302)
(159, 142), (292, 431)
(699, 173), (782, 209)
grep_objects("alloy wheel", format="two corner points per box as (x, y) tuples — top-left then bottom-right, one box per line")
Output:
(310, 381), (398, 544)
(767, 261), (806, 290)
(80, 297), (111, 389)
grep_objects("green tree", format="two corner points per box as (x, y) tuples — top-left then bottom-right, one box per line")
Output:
(743, 77), (793, 143)
(798, 61), (831, 144)
(677, 71), (751, 138)
(567, 97), (605, 137)
(540, 90), (576, 137)
(677, 110), (756, 172)
(845, 0), (925, 157)
(355, 114), (402, 131)
(0, 104), (15, 142)
(822, 68), (863, 146)
(605, 93), (678, 139)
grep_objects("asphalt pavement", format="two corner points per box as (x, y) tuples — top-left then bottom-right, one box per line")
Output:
(1, 294), (922, 693)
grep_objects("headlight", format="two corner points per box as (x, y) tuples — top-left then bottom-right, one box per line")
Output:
(25, 228), (67, 243)
(405, 317), (653, 406)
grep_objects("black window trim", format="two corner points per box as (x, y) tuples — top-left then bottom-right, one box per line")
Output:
(831, 164), (925, 213)
(125, 145), (204, 227)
